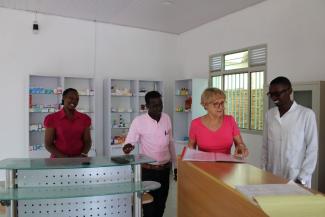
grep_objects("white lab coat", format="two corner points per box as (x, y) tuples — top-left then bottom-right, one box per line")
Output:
(262, 101), (318, 187)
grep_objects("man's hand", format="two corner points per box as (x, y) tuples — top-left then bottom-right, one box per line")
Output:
(173, 168), (177, 181)
(122, 143), (135, 154)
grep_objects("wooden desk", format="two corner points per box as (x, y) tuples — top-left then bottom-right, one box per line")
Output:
(178, 160), (288, 217)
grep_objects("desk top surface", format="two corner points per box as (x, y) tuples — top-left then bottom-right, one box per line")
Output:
(186, 161), (287, 187)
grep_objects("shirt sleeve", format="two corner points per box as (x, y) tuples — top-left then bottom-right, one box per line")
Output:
(189, 119), (197, 141)
(166, 115), (177, 168)
(125, 117), (140, 145)
(85, 115), (91, 128)
(299, 110), (318, 181)
(261, 112), (269, 170)
(230, 116), (240, 137)
(44, 114), (55, 128)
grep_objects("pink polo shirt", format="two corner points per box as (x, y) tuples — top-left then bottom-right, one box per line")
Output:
(44, 109), (91, 157)
(125, 113), (176, 165)
(189, 115), (240, 154)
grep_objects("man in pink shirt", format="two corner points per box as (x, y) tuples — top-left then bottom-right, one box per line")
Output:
(123, 91), (176, 217)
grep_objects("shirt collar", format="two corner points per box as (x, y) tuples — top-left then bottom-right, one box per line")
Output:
(274, 101), (297, 120)
(58, 108), (81, 120)
(145, 112), (162, 124)
(282, 101), (297, 115)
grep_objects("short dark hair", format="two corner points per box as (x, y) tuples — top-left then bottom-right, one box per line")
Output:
(145, 91), (161, 105)
(62, 88), (78, 105)
(270, 76), (292, 89)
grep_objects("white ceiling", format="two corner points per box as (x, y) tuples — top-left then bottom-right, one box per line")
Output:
(0, 0), (265, 34)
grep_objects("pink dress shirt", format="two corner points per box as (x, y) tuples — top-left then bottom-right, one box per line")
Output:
(125, 112), (176, 165)
(189, 115), (240, 154)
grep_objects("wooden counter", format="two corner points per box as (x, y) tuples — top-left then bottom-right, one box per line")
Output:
(178, 160), (288, 217)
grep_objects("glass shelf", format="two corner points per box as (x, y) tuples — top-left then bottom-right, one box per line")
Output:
(0, 154), (154, 170)
(112, 127), (129, 129)
(0, 181), (160, 200)
(29, 111), (57, 113)
(30, 93), (61, 95)
(111, 94), (135, 97)
(175, 94), (191, 97)
(111, 145), (123, 149)
(175, 140), (189, 144)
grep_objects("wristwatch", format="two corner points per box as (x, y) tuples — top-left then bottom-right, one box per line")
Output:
(295, 177), (306, 186)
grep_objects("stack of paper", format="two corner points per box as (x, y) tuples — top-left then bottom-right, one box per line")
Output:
(236, 184), (325, 217)
(255, 194), (325, 217)
(181, 147), (245, 163)
(236, 184), (312, 200)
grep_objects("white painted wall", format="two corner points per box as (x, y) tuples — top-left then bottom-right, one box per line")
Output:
(179, 0), (325, 167)
(0, 8), (180, 179)
(1, 0), (324, 180)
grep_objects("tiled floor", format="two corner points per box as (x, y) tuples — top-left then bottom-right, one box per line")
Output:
(163, 176), (177, 217)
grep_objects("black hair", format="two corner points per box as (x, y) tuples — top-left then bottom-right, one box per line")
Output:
(145, 91), (161, 105)
(270, 76), (292, 89)
(61, 88), (78, 105)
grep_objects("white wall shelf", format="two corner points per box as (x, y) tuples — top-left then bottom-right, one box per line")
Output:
(28, 75), (97, 158)
(173, 79), (208, 154)
(104, 78), (163, 156)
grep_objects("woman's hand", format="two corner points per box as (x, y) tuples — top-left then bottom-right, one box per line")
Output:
(234, 144), (249, 159)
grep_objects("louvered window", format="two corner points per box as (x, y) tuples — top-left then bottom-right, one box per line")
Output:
(209, 45), (266, 131)
(209, 55), (222, 71)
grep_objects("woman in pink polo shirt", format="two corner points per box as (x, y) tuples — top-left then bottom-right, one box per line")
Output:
(188, 88), (249, 158)
(44, 88), (92, 158)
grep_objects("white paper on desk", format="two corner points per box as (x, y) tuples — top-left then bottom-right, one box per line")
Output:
(236, 184), (313, 201)
(181, 147), (245, 163)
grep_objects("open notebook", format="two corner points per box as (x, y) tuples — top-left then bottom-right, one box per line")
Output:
(181, 147), (245, 163)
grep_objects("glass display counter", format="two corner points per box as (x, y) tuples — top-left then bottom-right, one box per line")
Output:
(0, 155), (160, 217)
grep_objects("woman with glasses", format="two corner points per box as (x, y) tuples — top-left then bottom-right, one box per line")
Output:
(187, 87), (248, 158)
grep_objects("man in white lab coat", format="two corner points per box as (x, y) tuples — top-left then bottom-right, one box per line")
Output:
(262, 76), (318, 187)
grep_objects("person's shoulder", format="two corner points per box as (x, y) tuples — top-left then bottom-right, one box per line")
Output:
(161, 112), (171, 120)
(45, 110), (60, 119)
(224, 114), (233, 119)
(76, 111), (91, 119)
(295, 103), (316, 117)
(44, 110), (61, 125)
(295, 102), (312, 111)
(133, 113), (148, 122)
(224, 115), (236, 122)
(266, 107), (277, 115)
(191, 117), (202, 125)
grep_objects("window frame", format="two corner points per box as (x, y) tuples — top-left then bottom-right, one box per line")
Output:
(209, 44), (267, 134)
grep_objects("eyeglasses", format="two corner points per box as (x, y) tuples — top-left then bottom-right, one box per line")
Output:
(267, 88), (289, 98)
(209, 101), (225, 108)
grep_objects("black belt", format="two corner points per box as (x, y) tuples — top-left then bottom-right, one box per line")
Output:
(142, 162), (171, 170)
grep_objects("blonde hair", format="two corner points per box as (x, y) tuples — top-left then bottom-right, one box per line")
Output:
(201, 87), (226, 108)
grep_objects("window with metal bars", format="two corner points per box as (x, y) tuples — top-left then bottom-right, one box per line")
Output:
(209, 45), (266, 131)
